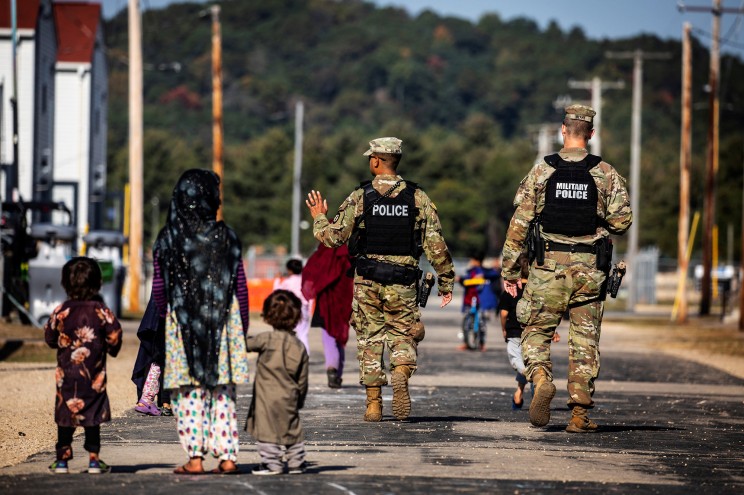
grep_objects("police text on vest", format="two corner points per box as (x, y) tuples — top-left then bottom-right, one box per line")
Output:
(372, 204), (409, 216)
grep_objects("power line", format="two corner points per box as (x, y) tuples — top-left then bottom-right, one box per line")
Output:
(691, 26), (744, 48)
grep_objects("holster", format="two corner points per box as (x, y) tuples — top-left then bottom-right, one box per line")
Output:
(527, 218), (544, 265)
(596, 237), (613, 272)
(356, 257), (419, 286)
(596, 237), (613, 300)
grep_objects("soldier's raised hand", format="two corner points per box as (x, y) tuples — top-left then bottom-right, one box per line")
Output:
(305, 190), (328, 217)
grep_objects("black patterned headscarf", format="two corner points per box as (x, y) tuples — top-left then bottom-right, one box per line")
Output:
(154, 169), (242, 388)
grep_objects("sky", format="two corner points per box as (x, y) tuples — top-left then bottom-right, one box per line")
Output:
(100, 0), (744, 59)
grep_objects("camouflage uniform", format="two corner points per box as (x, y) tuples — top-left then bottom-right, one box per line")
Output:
(313, 140), (454, 388)
(502, 139), (632, 410)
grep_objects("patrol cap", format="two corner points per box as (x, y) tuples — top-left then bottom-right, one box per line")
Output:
(362, 137), (403, 156)
(564, 104), (596, 124)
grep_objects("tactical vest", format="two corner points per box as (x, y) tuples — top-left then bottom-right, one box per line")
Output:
(353, 180), (420, 257)
(540, 153), (601, 237)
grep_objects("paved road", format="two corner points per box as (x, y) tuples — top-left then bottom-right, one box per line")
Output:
(1, 304), (742, 494)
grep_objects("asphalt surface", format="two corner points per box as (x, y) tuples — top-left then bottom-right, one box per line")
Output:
(1, 303), (743, 494)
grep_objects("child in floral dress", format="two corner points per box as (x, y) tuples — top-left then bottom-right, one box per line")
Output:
(44, 257), (123, 474)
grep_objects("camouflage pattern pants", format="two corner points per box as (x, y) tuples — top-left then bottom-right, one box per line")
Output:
(516, 251), (606, 408)
(351, 278), (423, 387)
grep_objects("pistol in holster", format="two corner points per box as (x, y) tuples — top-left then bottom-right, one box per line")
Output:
(527, 217), (544, 266)
(596, 237), (614, 300)
(596, 237), (613, 271)
(417, 271), (436, 307)
(607, 261), (627, 298)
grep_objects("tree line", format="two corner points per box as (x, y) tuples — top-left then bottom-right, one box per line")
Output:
(103, 0), (744, 259)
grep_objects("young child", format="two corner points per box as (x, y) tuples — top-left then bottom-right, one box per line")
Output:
(44, 257), (123, 474)
(131, 296), (171, 416)
(245, 290), (309, 475)
(273, 259), (311, 354)
(457, 252), (501, 351)
(498, 256), (559, 409)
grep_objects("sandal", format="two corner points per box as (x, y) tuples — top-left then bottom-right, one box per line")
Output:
(135, 402), (161, 416)
(160, 405), (174, 416)
(210, 461), (240, 475)
(173, 463), (206, 475)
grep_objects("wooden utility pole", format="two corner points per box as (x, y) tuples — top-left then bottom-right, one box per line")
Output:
(677, 23), (693, 324)
(606, 50), (671, 312)
(211, 5), (224, 221)
(700, 0), (721, 315)
(679, 0), (744, 314)
(128, 0), (144, 312)
(740, 149), (744, 330)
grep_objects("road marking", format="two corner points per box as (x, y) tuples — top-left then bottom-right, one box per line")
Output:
(327, 482), (358, 495)
(238, 482), (270, 495)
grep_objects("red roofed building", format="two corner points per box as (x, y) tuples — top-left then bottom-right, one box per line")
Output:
(0, 0), (41, 29)
(52, 1), (108, 234)
(0, 0), (57, 204)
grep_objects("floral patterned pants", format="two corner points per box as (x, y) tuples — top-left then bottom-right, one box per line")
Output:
(172, 385), (239, 462)
(140, 363), (161, 404)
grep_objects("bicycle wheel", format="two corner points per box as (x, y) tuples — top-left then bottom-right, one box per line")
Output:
(462, 313), (478, 350)
(478, 314), (486, 349)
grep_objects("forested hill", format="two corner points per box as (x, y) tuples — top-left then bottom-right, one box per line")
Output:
(103, 0), (744, 258)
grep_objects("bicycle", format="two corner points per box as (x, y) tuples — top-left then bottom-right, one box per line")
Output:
(460, 278), (488, 351)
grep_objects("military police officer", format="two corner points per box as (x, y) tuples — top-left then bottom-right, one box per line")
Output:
(502, 105), (632, 432)
(306, 137), (454, 422)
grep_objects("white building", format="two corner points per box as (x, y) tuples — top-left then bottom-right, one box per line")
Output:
(1, 0), (108, 242)
(52, 1), (107, 236)
(0, 0), (56, 205)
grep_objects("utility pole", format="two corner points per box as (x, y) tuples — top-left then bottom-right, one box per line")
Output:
(3, 0), (19, 201)
(740, 147), (744, 331)
(606, 50), (671, 312)
(677, 23), (693, 324)
(128, 0), (144, 313)
(535, 123), (558, 161)
(290, 101), (304, 258)
(700, 0), (720, 316)
(210, 5), (224, 221)
(679, 0), (744, 315)
(1, 0), (20, 317)
(567, 77), (624, 156)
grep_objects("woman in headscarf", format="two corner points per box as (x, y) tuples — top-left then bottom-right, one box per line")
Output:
(152, 169), (250, 475)
(301, 244), (353, 388)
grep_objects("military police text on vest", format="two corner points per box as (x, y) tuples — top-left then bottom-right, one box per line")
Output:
(554, 183), (590, 200)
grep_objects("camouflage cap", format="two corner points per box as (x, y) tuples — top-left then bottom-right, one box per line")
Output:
(362, 137), (403, 156)
(565, 104), (596, 123)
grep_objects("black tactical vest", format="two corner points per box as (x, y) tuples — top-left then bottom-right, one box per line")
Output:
(540, 153), (601, 237)
(354, 180), (419, 256)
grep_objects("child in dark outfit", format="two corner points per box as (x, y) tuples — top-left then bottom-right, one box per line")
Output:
(44, 257), (123, 474)
(498, 256), (558, 409)
(246, 290), (309, 475)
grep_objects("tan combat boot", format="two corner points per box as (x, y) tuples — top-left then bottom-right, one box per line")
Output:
(364, 386), (383, 422)
(565, 406), (599, 433)
(391, 365), (412, 420)
(529, 368), (556, 427)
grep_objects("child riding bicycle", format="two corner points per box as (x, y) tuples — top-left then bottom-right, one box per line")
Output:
(456, 252), (501, 351)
